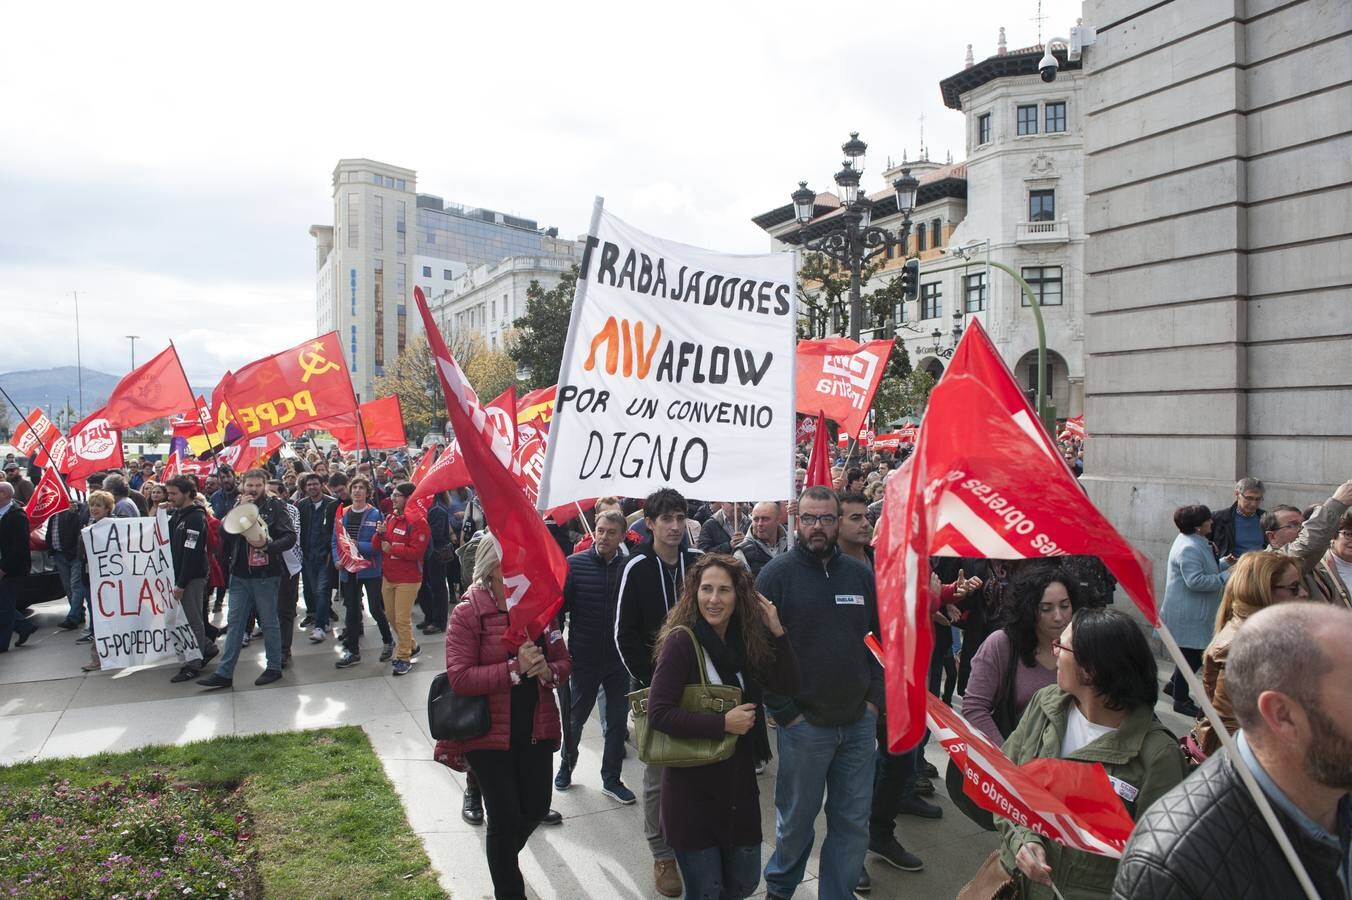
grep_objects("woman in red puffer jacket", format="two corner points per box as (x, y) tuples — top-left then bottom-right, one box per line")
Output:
(433, 532), (571, 900)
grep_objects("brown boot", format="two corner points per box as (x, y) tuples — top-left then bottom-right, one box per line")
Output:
(653, 859), (681, 898)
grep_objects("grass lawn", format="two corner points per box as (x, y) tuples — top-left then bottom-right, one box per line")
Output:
(0, 726), (446, 899)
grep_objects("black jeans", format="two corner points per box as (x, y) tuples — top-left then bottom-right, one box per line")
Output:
(562, 665), (630, 785)
(1169, 646), (1205, 705)
(417, 555), (449, 629)
(278, 572), (299, 653)
(466, 741), (554, 900)
(869, 716), (922, 844)
(341, 577), (391, 653)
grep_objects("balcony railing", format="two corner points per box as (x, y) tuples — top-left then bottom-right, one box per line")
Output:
(1016, 220), (1070, 244)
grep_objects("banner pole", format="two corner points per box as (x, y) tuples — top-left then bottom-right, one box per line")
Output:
(0, 385), (71, 497)
(535, 195), (604, 513)
(1156, 623), (1319, 900)
(574, 500), (593, 542)
(168, 341), (221, 471)
(787, 247), (801, 547)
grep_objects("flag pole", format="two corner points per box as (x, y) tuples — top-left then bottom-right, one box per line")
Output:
(787, 246), (801, 547)
(356, 404), (373, 463)
(168, 342), (221, 473)
(1156, 622), (1319, 900)
(0, 385), (71, 498)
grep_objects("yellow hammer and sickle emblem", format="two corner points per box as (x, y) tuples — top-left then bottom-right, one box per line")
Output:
(298, 341), (341, 383)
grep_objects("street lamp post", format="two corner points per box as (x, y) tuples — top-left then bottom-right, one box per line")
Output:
(126, 335), (140, 371)
(791, 132), (920, 342)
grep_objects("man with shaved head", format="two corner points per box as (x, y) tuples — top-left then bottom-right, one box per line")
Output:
(1114, 602), (1352, 899)
(734, 501), (786, 577)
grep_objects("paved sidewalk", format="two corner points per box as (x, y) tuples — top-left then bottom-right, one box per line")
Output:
(7, 596), (1202, 898)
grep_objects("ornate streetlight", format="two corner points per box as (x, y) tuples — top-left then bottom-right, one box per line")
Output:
(791, 132), (919, 341)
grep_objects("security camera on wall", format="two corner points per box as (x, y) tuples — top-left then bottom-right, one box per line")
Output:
(1038, 49), (1059, 82)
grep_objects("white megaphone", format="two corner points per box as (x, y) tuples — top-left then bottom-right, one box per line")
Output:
(222, 502), (270, 545)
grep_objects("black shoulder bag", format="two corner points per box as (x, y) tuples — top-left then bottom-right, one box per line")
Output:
(426, 609), (491, 741)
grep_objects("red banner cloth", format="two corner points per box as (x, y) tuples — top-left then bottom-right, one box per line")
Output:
(222, 332), (358, 439)
(873, 319), (1157, 752)
(26, 466), (71, 532)
(413, 287), (567, 646)
(516, 385), (556, 427)
(312, 395), (408, 451)
(804, 411), (832, 489)
(12, 407), (68, 469)
(1059, 415), (1086, 441)
(333, 504), (373, 573)
(795, 338), (894, 438)
(794, 414), (817, 445)
(102, 345), (197, 431)
(409, 388), (519, 508)
(62, 409), (125, 490)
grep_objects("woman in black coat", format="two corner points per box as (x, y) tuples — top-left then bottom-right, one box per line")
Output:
(648, 554), (799, 900)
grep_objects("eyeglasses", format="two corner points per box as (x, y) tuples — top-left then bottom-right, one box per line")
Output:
(1272, 582), (1306, 595)
(1240, 494), (1264, 503)
(799, 514), (838, 527)
(1052, 639), (1074, 656)
(1274, 522), (1301, 531)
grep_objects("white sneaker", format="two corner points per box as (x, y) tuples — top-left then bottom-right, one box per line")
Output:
(309, 627), (325, 643)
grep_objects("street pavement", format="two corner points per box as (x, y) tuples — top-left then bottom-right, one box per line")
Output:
(0, 597), (1194, 899)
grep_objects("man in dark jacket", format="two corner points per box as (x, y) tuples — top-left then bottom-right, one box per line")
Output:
(0, 482), (36, 651)
(47, 498), (90, 630)
(758, 485), (885, 900)
(697, 501), (743, 554)
(1210, 476), (1266, 559)
(614, 487), (702, 899)
(733, 501), (786, 576)
(166, 476), (216, 682)
(1113, 601), (1352, 900)
(297, 473), (339, 641)
(556, 508), (633, 804)
(197, 468), (296, 690)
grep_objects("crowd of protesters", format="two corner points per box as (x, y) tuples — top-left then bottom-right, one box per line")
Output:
(3, 438), (1351, 900)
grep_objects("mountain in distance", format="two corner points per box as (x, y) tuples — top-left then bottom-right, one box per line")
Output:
(0, 366), (212, 423)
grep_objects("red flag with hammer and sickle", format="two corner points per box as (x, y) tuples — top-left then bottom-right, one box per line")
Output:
(221, 332), (358, 440)
(102, 345), (197, 431)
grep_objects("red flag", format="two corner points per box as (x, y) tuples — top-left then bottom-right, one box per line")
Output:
(12, 407), (68, 469)
(212, 433), (282, 473)
(804, 411), (832, 489)
(222, 332), (358, 439)
(413, 286), (567, 646)
(873, 319), (1157, 752)
(409, 387), (521, 507)
(62, 409), (125, 490)
(25, 466), (71, 532)
(170, 396), (213, 441)
(794, 414), (817, 445)
(1059, 414), (1086, 441)
(102, 345), (197, 430)
(410, 446), (438, 485)
(333, 504), (374, 573)
(796, 338), (894, 438)
(516, 385), (556, 428)
(312, 395), (408, 452)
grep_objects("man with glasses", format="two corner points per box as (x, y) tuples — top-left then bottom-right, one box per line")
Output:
(1211, 476), (1267, 559)
(757, 485), (885, 900)
(1266, 481), (1352, 605)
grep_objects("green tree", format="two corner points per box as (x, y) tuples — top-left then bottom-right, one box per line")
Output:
(465, 329), (520, 402)
(511, 266), (578, 389)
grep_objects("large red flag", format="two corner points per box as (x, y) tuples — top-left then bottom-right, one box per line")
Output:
(873, 319), (1156, 752)
(12, 407), (68, 469)
(102, 345), (197, 430)
(312, 395), (408, 452)
(408, 387), (520, 509)
(25, 466), (71, 531)
(413, 286), (567, 646)
(62, 409), (124, 490)
(333, 504), (374, 573)
(804, 411), (832, 489)
(222, 332), (358, 440)
(796, 338), (894, 438)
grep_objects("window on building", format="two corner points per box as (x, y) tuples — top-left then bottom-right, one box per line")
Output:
(978, 112), (991, 145)
(1045, 101), (1066, 133)
(1017, 104), (1038, 135)
(373, 262), (385, 367)
(371, 173), (381, 185)
(931, 218), (943, 248)
(346, 194), (358, 248)
(964, 272), (987, 312)
(503, 293), (510, 322)
(921, 283), (942, 320)
(916, 223), (927, 252)
(1029, 189), (1056, 222)
(396, 179), (406, 191)
(443, 269), (453, 280)
(422, 265), (432, 278)
(372, 196), (384, 251)
(491, 299), (496, 321)
(1021, 266), (1063, 306)
(396, 201), (406, 255)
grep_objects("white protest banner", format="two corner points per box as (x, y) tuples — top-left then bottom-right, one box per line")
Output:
(82, 510), (203, 669)
(537, 203), (797, 508)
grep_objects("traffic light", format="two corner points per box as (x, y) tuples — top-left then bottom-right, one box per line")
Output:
(900, 258), (920, 302)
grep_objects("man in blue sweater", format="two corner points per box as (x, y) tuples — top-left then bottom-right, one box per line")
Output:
(757, 485), (885, 900)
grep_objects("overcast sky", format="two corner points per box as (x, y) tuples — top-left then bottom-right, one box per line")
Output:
(0, 0), (1082, 385)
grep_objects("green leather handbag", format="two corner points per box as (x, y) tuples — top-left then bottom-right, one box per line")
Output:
(628, 625), (743, 768)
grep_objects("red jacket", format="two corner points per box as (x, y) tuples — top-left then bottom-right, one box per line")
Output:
(433, 584), (571, 771)
(379, 512), (429, 583)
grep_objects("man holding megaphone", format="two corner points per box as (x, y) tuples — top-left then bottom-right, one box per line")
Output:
(198, 467), (298, 690)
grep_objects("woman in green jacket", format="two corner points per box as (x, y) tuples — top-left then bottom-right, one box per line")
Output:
(997, 606), (1188, 899)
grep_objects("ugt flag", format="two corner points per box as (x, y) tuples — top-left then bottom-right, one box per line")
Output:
(414, 286), (567, 646)
(873, 319), (1156, 752)
(536, 204), (797, 510)
(13, 408), (68, 469)
(63, 409), (124, 490)
(222, 333), (358, 439)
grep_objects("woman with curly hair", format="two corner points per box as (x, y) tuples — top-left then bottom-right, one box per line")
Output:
(1189, 550), (1308, 756)
(647, 554), (800, 899)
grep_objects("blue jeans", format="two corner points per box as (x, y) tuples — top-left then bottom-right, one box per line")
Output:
(53, 553), (88, 624)
(765, 710), (876, 899)
(562, 665), (630, 786)
(674, 844), (761, 900)
(215, 576), (281, 679)
(302, 557), (332, 629)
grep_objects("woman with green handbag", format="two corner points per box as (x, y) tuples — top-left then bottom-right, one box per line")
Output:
(647, 554), (800, 899)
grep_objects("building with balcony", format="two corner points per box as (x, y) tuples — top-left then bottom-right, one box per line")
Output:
(310, 159), (572, 398)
